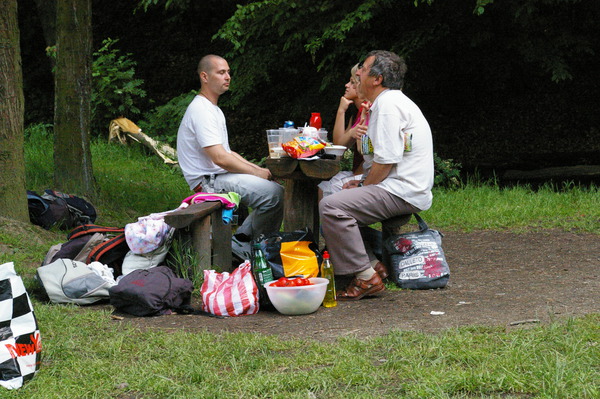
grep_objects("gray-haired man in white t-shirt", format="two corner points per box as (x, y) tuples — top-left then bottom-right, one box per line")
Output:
(319, 50), (434, 300)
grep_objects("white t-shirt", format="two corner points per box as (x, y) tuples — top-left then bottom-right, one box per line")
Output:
(176, 95), (231, 189)
(364, 89), (434, 211)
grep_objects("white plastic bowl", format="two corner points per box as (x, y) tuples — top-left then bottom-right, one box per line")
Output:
(324, 145), (347, 156)
(265, 277), (329, 315)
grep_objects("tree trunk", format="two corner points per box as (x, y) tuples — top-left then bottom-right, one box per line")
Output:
(53, 0), (96, 198)
(0, 0), (29, 222)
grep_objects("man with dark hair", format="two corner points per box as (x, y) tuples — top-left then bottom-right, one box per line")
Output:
(177, 55), (284, 257)
(319, 50), (434, 300)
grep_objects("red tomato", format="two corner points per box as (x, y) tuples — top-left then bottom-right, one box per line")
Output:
(271, 277), (313, 287)
(272, 277), (292, 287)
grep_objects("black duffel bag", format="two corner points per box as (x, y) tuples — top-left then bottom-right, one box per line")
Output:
(109, 266), (193, 316)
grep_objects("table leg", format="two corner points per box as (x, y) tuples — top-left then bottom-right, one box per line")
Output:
(283, 178), (320, 236)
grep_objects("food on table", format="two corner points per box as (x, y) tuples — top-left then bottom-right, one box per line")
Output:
(282, 136), (325, 158)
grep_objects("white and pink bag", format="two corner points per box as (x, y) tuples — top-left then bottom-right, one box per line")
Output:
(125, 215), (172, 255)
(200, 261), (259, 317)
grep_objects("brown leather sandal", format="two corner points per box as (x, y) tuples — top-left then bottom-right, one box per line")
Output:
(337, 273), (385, 301)
(373, 261), (390, 280)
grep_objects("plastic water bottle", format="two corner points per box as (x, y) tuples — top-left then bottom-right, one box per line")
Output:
(320, 251), (337, 307)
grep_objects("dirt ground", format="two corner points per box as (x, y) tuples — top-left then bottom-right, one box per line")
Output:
(116, 229), (600, 341)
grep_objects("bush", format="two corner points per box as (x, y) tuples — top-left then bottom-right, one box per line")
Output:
(91, 38), (147, 135)
(137, 91), (197, 146)
(434, 153), (462, 188)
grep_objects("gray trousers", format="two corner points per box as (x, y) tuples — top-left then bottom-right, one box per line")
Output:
(203, 173), (284, 239)
(319, 185), (420, 276)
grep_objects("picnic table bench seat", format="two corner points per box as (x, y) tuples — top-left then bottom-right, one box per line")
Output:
(164, 201), (232, 272)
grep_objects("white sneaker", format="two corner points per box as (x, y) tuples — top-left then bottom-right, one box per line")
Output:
(231, 236), (252, 262)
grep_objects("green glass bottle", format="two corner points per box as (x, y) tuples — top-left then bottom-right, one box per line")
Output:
(321, 251), (337, 308)
(251, 243), (273, 288)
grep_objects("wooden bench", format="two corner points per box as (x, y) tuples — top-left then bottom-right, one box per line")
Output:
(164, 202), (232, 272)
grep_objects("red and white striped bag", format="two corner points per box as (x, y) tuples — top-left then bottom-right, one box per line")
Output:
(201, 261), (259, 317)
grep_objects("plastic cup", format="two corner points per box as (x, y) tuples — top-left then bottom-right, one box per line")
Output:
(266, 129), (283, 158)
(318, 129), (328, 143)
(280, 128), (299, 144)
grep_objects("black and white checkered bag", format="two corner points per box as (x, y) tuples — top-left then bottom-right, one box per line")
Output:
(0, 262), (41, 390)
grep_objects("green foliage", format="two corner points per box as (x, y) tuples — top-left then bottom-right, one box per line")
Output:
(434, 153), (462, 188)
(45, 38), (148, 135)
(23, 123), (189, 226)
(473, 0), (494, 15)
(137, 91), (197, 146)
(91, 38), (147, 135)
(24, 123), (54, 191)
(137, 0), (184, 12)
(339, 149), (355, 172)
(212, 0), (593, 108)
(166, 234), (205, 290)
(23, 122), (53, 141)
(428, 180), (600, 232)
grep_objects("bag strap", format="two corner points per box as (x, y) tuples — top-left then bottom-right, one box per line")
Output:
(68, 224), (124, 240)
(86, 233), (127, 263)
(413, 213), (429, 232)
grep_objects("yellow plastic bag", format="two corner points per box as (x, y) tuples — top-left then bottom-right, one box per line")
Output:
(257, 228), (322, 279)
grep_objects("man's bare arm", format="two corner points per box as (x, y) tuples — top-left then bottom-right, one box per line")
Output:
(204, 145), (272, 180)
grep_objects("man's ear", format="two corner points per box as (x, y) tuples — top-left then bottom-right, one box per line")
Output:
(199, 71), (208, 84)
(373, 74), (383, 86)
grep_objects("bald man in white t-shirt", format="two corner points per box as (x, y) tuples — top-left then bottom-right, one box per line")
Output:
(177, 55), (284, 256)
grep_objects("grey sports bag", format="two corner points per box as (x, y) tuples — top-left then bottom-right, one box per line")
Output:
(36, 259), (112, 304)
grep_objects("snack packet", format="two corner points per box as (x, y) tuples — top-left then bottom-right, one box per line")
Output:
(282, 136), (325, 159)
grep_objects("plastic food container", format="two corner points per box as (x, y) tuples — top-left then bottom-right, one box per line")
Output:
(324, 145), (347, 156)
(265, 277), (329, 315)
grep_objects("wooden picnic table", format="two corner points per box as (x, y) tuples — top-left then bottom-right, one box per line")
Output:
(265, 157), (340, 236)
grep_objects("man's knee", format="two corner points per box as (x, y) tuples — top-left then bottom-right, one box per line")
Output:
(273, 182), (284, 199)
(253, 182), (284, 211)
(319, 196), (342, 219)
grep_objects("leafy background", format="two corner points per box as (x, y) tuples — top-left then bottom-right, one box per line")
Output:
(18, 0), (600, 178)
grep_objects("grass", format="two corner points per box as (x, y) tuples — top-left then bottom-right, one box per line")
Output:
(6, 307), (600, 398)
(0, 124), (598, 397)
(426, 180), (600, 233)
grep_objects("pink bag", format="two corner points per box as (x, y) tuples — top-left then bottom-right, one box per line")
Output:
(125, 218), (172, 254)
(201, 261), (259, 317)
